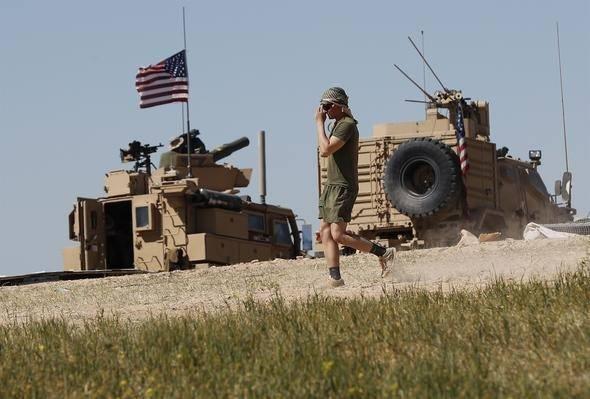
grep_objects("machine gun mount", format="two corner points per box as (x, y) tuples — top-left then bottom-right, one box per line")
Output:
(120, 140), (163, 175)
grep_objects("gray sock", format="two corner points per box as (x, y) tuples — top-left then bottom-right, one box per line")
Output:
(329, 266), (341, 280)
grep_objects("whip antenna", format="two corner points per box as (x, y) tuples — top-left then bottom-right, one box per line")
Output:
(393, 64), (437, 103)
(408, 36), (448, 92)
(556, 22), (570, 173)
(421, 30), (427, 111)
(556, 22), (573, 209)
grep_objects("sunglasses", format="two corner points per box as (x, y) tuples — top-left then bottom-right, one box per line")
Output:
(321, 102), (333, 111)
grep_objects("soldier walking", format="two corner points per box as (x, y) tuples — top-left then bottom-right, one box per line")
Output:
(315, 87), (395, 287)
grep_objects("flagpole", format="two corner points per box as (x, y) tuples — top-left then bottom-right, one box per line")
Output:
(181, 103), (185, 135)
(183, 7), (193, 177)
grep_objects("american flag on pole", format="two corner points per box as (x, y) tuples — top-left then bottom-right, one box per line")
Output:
(455, 103), (469, 175)
(136, 50), (188, 109)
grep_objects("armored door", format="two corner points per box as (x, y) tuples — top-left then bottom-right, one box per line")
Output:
(75, 198), (106, 270)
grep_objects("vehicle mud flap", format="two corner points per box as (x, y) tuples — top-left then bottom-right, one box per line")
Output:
(164, 248), (190, 271)
(383, 138), (463, 218)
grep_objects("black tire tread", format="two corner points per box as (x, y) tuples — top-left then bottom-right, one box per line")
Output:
(383, 138), (461, 218)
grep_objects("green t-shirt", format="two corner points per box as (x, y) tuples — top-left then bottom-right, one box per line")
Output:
(326, 116), (359, 189)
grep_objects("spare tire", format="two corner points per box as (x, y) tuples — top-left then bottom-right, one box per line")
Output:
(383, 138), (462, 218)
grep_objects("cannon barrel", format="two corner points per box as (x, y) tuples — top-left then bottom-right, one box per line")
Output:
(211, 137), (250, 162)
(189, 188), (243, 211)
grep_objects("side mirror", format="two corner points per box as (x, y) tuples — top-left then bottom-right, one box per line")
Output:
(554, 180), (562, 196)
(561, 171), (572, 202)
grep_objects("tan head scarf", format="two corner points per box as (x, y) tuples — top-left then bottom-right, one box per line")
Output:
(320, 87), (355, 119)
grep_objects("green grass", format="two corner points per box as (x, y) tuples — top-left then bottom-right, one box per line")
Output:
(1, 262), (589, 398)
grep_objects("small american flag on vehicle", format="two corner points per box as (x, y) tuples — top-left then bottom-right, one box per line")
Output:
(136, 50), (188, 109)
(455, 103), (469, 175)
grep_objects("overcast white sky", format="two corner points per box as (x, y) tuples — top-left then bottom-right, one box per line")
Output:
(0, 0), (588, 276)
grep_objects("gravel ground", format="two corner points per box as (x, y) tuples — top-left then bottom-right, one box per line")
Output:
(1, 237), (588, 324)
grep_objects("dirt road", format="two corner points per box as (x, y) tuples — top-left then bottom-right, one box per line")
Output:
(1, 237), (588, 324)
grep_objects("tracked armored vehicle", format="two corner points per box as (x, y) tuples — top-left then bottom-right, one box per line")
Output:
(319, 40), (575, 249)
(64, 130), (301, 271)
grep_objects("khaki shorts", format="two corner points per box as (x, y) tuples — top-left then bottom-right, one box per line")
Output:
(318, 184), (358, 223)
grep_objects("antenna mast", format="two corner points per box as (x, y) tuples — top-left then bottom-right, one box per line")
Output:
(183, 7), (193, 177)
(421, 30), (427, 112)
(394, 64), (437, 102)
(408, 36), (448, 92)
(556, 22), (570, 174)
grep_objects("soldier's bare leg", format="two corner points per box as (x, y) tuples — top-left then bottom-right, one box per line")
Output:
(329, 222), (373, 252)
(330, 222), (395, 277)
(320, 220), (340, 269)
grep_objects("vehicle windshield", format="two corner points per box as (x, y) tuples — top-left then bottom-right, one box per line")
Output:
(273, 219), (292, 246)
(526, 169), (550, 197)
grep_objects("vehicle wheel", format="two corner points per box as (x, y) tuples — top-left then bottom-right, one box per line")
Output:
(383, 138), (462, 218)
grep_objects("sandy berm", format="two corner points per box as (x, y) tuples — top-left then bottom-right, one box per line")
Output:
(1, 237), (588, 324)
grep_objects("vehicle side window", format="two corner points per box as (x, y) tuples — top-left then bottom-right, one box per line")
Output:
(248, 213), (265, 232)
(135, 206), (150, 229)
(273, 219), (292, 246)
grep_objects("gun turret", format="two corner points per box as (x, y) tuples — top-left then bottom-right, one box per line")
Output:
(210, 137), (250, 162)
(155, 134), (252, 192)
(170, 129), (207, 155)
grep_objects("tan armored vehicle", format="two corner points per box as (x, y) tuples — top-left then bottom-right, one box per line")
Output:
(64, 130), (301, 271)
(319, 43), (575, 249)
